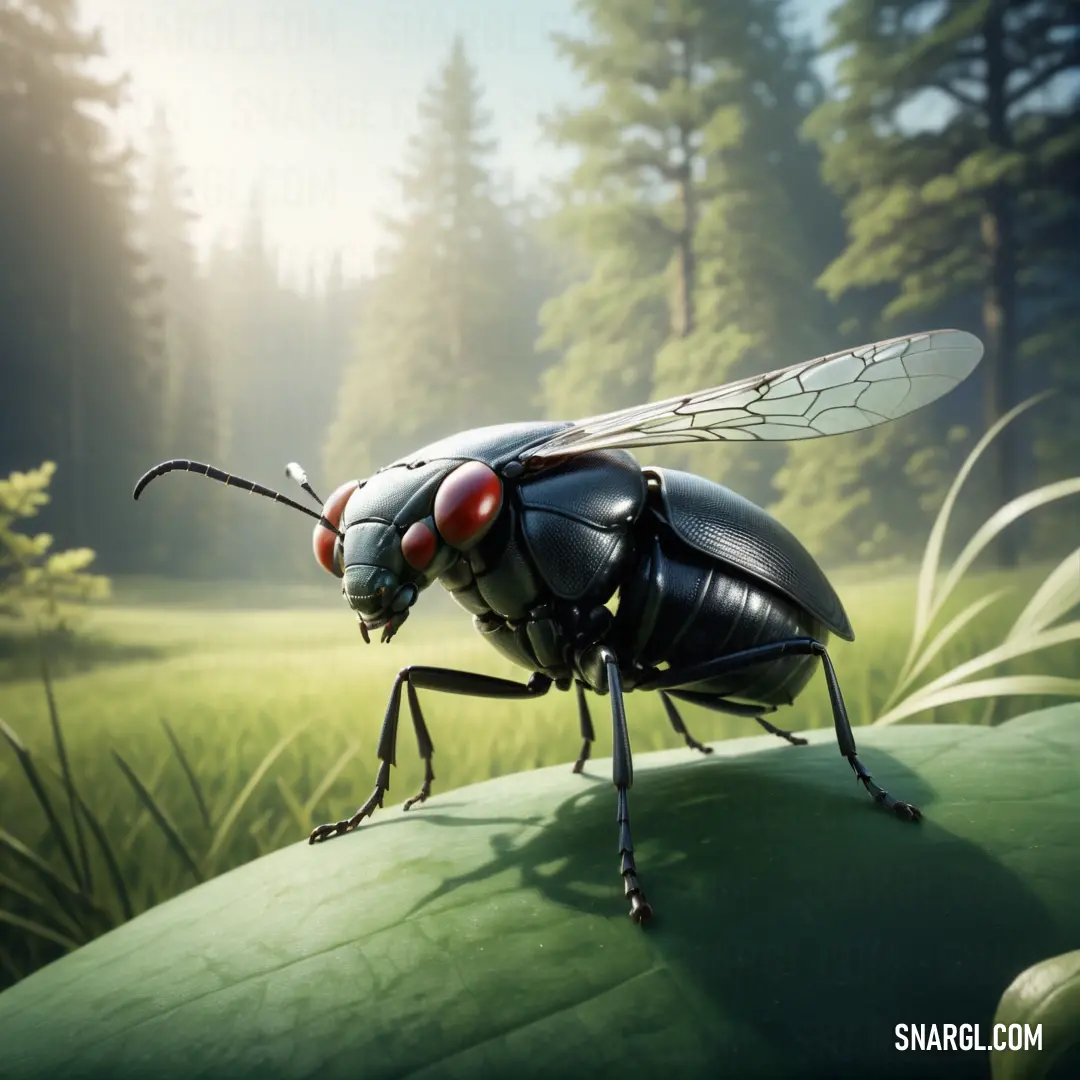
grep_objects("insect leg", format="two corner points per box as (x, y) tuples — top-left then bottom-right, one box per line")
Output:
(571, 680), (595, 774)
(659, 692), (713, 755)
(308, 675), (406, 843)
(664, 690), (806, 747)
(596, 648), (653, 925)
(643, 638), (921, 822)
(401, 681), (434, 811)
(813, 643), (921, 821)
(753, 715), (809, 746)
(308, 667), (553, 844)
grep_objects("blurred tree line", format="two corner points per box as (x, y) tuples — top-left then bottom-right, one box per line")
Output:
(1, 0), (1076, 583)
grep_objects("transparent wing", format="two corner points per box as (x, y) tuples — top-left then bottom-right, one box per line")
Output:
(520, 329), (983, 462)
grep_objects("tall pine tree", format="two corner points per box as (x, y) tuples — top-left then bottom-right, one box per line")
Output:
(197, 202), (355, 581)
(139, 105), (221, 572)
(0, 0), (159, 569)
(805, 0), (1080, 563)
(539, 0), (846, 510)
(325, 38), (543, 478)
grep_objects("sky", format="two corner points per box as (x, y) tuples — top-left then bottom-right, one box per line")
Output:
(77, 0), (836, 283)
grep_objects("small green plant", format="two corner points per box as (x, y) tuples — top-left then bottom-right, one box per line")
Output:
(0, 463), (110, 635)
(877, 394), (1080, 726)
(0, 463), (117, 983)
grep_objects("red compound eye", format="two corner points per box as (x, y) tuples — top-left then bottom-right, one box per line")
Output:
(401, 520), (437, 571)
(434, 461), (502, 549)
(313, 479), (359, 575)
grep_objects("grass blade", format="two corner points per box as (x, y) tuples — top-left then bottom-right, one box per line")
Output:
(274, 776), (310, 836)
(38, 643), (92, 893)
(303, 741), (362, 818)
(112, 752), (204, 885)
(885, 621), (1080, 712)
(70, 793), (134, 924)
(206, 726), (307, 868)
(0, 827), (90, 937)
(0, 873), (89, 946)
(0, 908), (81, 951)
(876, 676), (1080, 726)
(0, 946), (25, 983)
(899, 393), (1050, 688)
(0, 719), (81, 890)
(120, 755), (171, 850)
(247, 812), (273, 845)
(0, 870), (85, 941)
(267, 818), (300, 851)
(1010, 548), (1080, 639)
(0, 871), (49, 910)
(885, 589), (1011, 706)
(925, 479), (1080, 644)
(35, 757), (134, 924)
(160, 717), (212, 831)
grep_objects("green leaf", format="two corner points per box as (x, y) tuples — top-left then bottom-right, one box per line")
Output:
(1, 707), (1079, 1080)
(991, 950), (1080, 1080)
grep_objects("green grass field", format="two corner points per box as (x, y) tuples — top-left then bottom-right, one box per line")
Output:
(0, 568), (1075, 986)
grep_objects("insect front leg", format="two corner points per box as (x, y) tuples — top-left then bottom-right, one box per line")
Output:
(308, 667), (554, 844)
(401, 681), (434, 811)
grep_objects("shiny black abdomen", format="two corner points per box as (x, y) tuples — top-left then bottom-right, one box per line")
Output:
(609, 530), (828, 706)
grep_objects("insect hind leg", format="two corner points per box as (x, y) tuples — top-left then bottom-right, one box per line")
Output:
(664, 690), (809, 748)
(643, 638), (921, 821)
(659, 692), (713, 755)
(753, 714), (809, 746)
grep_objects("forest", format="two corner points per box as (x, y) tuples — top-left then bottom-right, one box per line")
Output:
(2, 0), (1077, 584)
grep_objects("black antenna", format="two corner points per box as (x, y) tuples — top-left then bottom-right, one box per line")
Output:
(285, 462), (324, 508)
(133, 459), (343, 538)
